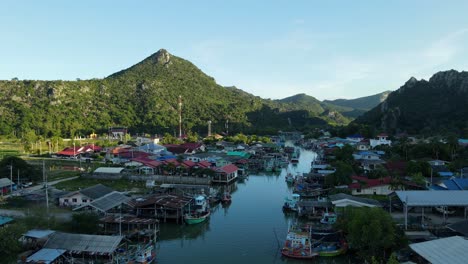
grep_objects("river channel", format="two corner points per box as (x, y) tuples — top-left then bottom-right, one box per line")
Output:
(157, 147), (350, 264)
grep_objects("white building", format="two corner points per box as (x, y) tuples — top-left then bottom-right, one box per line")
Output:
(370, 134), (392, 148)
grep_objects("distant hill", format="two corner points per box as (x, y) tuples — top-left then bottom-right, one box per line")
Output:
(0, 49), (349, 139)
(276, 93), (351, 125)
(354, 70), (468, 135)
(324, 91), (391, 111)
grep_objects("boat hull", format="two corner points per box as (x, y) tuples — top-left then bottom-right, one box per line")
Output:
(281, 248), (318, 259)
(317, 247), (347, 257)
(184, 211), (210, 225)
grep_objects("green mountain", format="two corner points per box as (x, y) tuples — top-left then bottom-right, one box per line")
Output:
(276, 93), (351, 125)
(354, 70), (468, 135)
(324, 91), (391, 111)
(0, 49), (347, 140)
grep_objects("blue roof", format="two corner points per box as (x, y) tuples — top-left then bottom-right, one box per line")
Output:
(156, 155), (177, 161)
(27, 248), (66, 263)
(438, 172), (454, 177)
(347, 134), (363, 138)
(443, 178), (468, 190)
(0, 216), (13, 226)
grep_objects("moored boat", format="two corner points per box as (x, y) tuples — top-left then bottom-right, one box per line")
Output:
(312, 231), (348, 257)
(283, 193), (300, 212)
(281, 225), (318, 259)
(184, 195), (210, 225)
(320, 212), (337, 225)
(133, 242), (157, 263)
(285, 172), (295, 183)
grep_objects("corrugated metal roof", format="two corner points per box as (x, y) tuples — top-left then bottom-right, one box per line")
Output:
(44, 232), (123, 254)
(329, 193), (382, 207)
(94, 167), (125, 174)
(0, 216), (13, 226)
(80, 191), (131, 212)
(410, 236), (468, 264)
(26, 248), (66, 263)
(0, 177), (14, 188)
(23, 229), (56, 239)
(79, 184), (114, 200)
(396, 191), (468, 206)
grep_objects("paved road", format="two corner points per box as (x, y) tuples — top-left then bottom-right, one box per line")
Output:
(5, 176), (79, 198)
(0, 176), (78, 221)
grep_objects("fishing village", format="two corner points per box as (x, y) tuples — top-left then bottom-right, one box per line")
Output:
(0, 129), (468, 264)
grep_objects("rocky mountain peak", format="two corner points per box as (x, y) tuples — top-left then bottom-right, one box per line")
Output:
(152, 49), (171, 65)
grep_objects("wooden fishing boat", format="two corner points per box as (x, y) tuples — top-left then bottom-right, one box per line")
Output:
(184, 195), (210, 225)
(282, 193), (300, 212)
(311, 231), (348, 257)
(133, 242), (157, 263)
(281, 224), (318, 259)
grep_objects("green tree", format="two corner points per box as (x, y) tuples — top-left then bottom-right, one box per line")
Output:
(333, 144), (354, 163)
(326, 161), (353, 186)
(337, 207), (402, 262)
(0, 223), (26, 262)
(0, 156), (41, 183)
(71, 212), (100, 234)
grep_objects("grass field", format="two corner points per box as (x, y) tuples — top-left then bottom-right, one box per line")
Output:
(54, 177), (146, 192)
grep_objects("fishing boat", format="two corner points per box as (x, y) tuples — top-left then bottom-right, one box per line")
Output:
(283, 193), (300, 212)
(290, 152), (299, 164)
(320, 212), (337, 225)
(133, 242), (157, 263)
(281, 224), (318, 259)
(285, 172), (295, 184)
(184, 195), (210, 225)
(311, 231), (348, 257)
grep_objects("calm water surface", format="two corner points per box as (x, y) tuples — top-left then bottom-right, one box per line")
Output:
(157, 148), (350, 264)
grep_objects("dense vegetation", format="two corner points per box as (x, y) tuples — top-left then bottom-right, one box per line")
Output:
(355, 70), (468, 136)
(324, 91), (391, 111)
(0, 49), (352, 143)
(336, 207), (406, 262)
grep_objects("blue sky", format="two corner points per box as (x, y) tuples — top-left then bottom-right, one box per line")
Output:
(2, 1), (468, 100)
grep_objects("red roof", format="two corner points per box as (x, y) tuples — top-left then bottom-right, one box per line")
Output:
(131, 157), (162, 168)
(348, 176), (392, 189)
(377, 133), (388, 137)
(180, 143), (203, 151)
(197, 161), (212, 168)
(181, 160), (196, 168)
(217, 164), (238, 174)
(118, 151), (149, 159)
(163, 159), (180, 166)
(235, 159), (249, 164)
(57, 147), (81, 156)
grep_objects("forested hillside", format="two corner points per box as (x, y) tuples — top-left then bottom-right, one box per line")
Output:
(0, 49), (348, 140)
(354, 70), (468, 136)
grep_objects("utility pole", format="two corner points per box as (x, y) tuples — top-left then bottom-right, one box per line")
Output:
(178, 95), (182, 138)
(207, 120), (212, 137)
(9, 163), (13, 193)
(225, 119), (229, 135)
(43, 161), (49, 218)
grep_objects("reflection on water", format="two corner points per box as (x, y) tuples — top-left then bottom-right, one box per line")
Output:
(156, 147), (350, 264)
